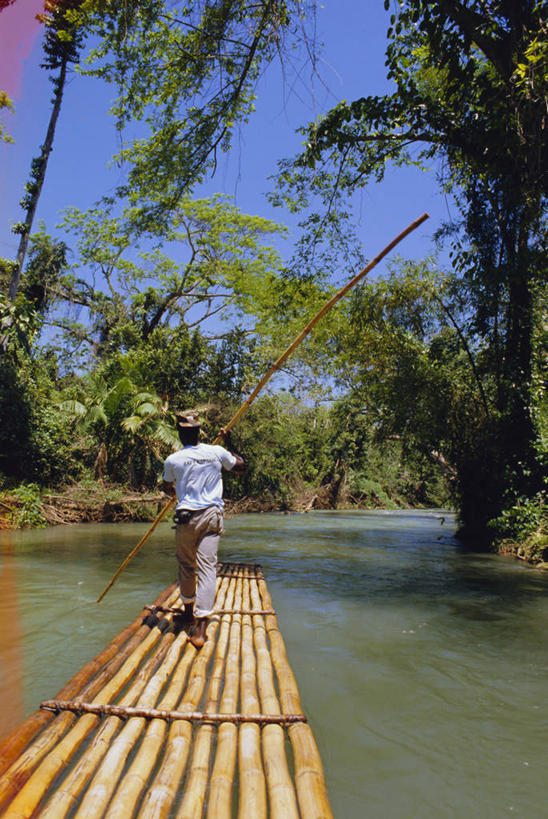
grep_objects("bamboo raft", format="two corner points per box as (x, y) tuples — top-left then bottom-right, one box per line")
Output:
(0, 563), (332, 818)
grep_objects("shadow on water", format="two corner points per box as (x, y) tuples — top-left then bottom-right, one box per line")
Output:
(0, 534), (24, 739)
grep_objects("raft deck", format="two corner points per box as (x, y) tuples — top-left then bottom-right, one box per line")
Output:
(0, 563), (332, 818)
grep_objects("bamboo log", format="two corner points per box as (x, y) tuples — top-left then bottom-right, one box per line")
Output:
(258, 579), (333, 819)
(138, 575), (234, 818)
(2, 591), (178, 819)
(0, 588), (177, 814)
(146, 605), (275, 616)
(250, 580), (300, 819)
(238, 580), (267, 819)
(215, 574), (265, 581)
(107, 576), (231, 819)
(0, 583), (175, 779)
(74, 621), (191, 818)
(37, 626), (179, 819)
(40, 701), (307, 725)
(207, 573), (244, 818)
(175, 575), (236, 818)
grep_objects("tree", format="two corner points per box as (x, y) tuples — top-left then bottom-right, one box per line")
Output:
(48, 195), (286, 363)
(332, 259), (489, 510)
(8, 0), (84, 301)
(278, 0), (547, 538)
(0, 91), (14, 144)
(57, 363), (180, 487)
(73, 0), (314, 228)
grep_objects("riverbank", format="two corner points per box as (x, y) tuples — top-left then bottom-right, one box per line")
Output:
(0, 481), (352, 530)
(2, 481), (546, 569)
(497, 531), (548, 569)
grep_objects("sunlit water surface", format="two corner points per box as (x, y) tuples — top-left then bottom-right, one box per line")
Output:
(1, 510), (546, 818)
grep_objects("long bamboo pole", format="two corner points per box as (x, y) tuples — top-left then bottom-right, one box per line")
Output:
(96, 501), (174, 602)
(95, 212), (429, 604)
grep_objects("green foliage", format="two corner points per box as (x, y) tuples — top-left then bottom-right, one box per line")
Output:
(211, 392), (451, 509)
(274, 0), (547, 540)
(54, 195), (285, 362)
(490, 492), (547, 543)
(231, 395), (333, 505)
(347, 476), (397, 510)
(20, 227), (69, 314)
(40, 0), (85, 70)
(0, 90), (14, 144)
(55, 362), (176, 488)
(8, 484), (47, 529)
(0, 353), (84, 487)
(52, 324), (263, 490)
(489, 492), (548, 563)
(66, 0), (311, 226)
(0, 293), (42, 354)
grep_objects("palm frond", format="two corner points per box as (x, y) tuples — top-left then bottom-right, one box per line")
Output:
(135, 402), (159, 417)
(122, 415), (142, 434)
(86, 405), (108, 427)
(57, 399), (87, 417)
(105, 377), (136, 414)
(153, 423), (180, 447)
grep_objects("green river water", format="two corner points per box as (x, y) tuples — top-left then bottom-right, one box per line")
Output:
(0, 510), (546, 817)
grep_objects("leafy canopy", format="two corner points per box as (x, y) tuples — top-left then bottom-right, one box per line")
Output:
(71, 0), (312, 227)
(47, 195), (286, 362)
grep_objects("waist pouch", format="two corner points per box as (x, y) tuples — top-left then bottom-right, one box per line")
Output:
(173, 509), (197, 526)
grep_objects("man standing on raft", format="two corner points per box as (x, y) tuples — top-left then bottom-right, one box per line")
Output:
(162, 412), (245, 648)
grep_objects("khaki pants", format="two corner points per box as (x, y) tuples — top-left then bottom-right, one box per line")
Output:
(174, 505), (223, 618)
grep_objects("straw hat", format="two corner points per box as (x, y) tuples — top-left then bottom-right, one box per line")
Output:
(175, 411), (201, 429)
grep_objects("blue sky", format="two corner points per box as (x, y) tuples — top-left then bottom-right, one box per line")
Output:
(1, 0), (453, 282)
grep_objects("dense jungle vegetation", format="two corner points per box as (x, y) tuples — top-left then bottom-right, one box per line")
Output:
(0, 1), (546, 562)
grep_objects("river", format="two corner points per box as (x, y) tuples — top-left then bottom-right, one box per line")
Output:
(0, 510), (546, 817)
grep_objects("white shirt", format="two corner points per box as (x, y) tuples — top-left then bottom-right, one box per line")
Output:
(163, 443), (237, 511)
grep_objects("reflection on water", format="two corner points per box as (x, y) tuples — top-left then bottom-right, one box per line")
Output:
(0, 535), (24, 735)
(1, 510), (546, 818)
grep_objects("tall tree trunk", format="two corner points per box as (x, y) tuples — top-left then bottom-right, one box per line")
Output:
(8, 56), (68, 301)
(500, 227), (539, 496)
(332, 462), (348, 509)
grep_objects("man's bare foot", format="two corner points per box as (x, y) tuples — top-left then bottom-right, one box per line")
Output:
(189, 618), (208, 649)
